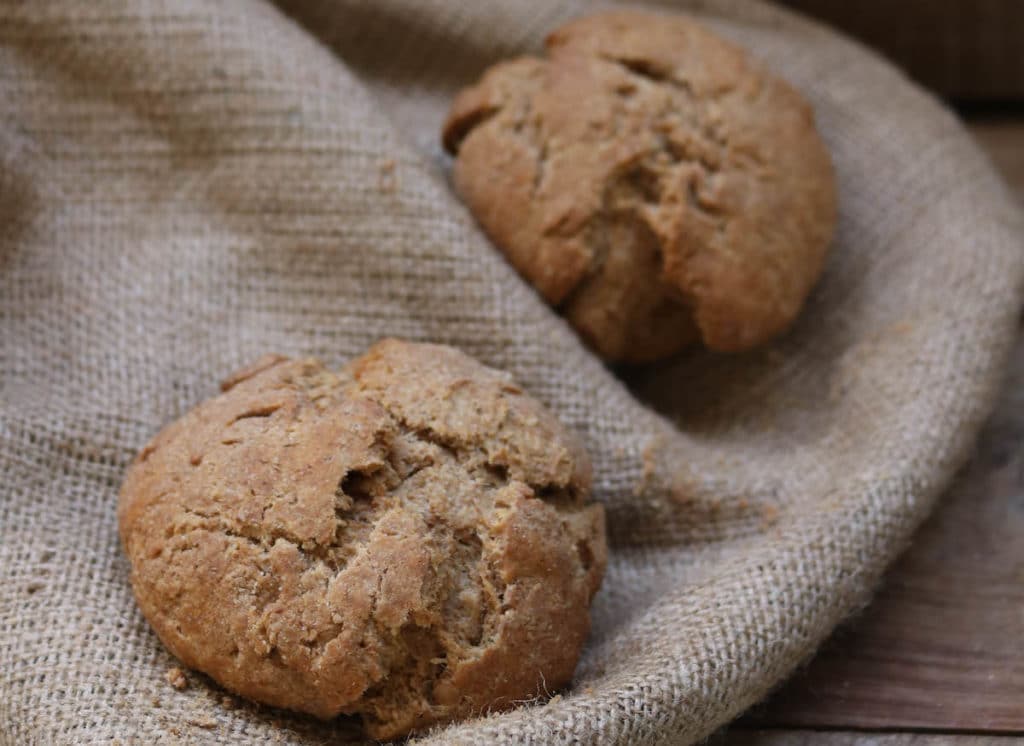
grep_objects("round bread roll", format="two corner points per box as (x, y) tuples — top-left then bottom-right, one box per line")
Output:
(118, 340), (606, 739)
(443, 11), (837, 362)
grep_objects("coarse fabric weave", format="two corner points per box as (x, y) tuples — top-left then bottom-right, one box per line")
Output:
(1, 1), (1021, 744)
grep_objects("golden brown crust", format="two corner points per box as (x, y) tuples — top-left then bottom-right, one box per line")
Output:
(118, 340), (605, 740)
(443, 10), (837, 362)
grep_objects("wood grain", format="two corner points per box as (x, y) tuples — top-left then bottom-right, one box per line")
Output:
(743, 122), (1024, 733)
(970, 121), (1024, 203)
(779, 1), (1024, 100)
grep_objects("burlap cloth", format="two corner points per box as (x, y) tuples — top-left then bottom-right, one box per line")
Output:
(1, 1), (1022, 744)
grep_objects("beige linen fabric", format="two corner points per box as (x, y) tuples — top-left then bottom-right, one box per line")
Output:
(1, 1), (1021, 744)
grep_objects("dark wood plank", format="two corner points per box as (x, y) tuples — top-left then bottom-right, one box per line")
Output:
(715, 730), (1019, 746)
(779, 1), (1024, 101)
(969, 121), (1024, 202)
(744, 123), (1024, 732)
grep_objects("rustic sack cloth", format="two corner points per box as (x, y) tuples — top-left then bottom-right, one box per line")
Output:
(1, 0), (1022, 744)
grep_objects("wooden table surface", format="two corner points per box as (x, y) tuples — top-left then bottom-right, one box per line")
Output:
(717, 119), (1024, 744)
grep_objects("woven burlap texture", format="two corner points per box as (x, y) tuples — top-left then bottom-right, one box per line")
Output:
(1, 0), (1022, 744)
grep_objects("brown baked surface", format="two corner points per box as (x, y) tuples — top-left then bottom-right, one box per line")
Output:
(443, 10), (837, 362)
(118, 340), (606, 739)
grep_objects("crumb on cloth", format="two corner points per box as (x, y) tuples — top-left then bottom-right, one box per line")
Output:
(187, 715), (218, 730)
(166, 666), (188, 691)
(378, 158), (398, 193)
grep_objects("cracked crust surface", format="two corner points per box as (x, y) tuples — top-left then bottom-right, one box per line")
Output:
(442, 11), (837, 362)
(118, 340), (606, 740)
